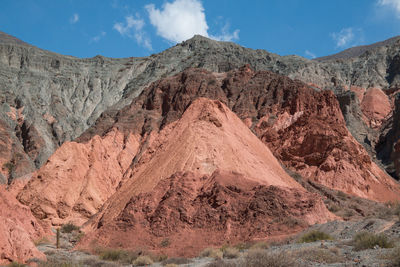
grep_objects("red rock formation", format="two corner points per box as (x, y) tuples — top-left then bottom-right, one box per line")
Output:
(18, 128), (140, 226)
(78, 98), (334, 256)
(18, 66), (400, 234)
(0, 186), (46, 264)
(360, 87), (391, 128)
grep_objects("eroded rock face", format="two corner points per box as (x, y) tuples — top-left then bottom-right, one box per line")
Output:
(79, 171), (333, 257)
(0, 186), (45, 264)
(3, 32), (400, 181)
(18, 128), (140, 226)
(80, 66), (399, 202)
(78, 98), (334, 256)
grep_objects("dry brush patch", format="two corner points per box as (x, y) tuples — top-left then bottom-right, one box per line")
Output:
(351, 232), (394, 251)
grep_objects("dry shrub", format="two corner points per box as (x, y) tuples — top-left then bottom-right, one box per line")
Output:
(352, 231), (394, 251)
(298, 230), (333, 243)
(133, 255), (154, 266)
(97, 248), (140, 264)
(60, 222), (80, 233)
(200, 247), (223, 259)
(223, 247), (240, 259)
(293, 247), (344, 264)
(244, 249), (296, 267)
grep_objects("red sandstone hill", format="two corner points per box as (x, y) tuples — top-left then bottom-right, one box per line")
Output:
(78, 98), (334, 256)
(17, 66), (400, 230)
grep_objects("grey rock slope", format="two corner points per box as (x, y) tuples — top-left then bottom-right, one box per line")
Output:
(1, 31), (400, 182)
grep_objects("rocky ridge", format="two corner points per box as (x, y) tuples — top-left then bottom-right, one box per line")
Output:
(2, 32), (400, 182)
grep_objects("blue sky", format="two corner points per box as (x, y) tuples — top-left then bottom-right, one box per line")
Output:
(0, 0), (399, 59)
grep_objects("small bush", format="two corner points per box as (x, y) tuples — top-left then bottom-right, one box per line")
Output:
(61, 222), (80, 233)
(8, 263), (25, 267)
(133, 255), (154, 266)
(223, 247), (240, 259)
(98, 248), (139, 263)
(293, 247), (344, 264)
(244, 249), (296, 267)
(200, 248), (223, 259)
(298, 230), (333, 243)
(328, 203), (340, 212)
(160, 238), (170, 247)
(337, 191), (348, 200)
(352, 231), (394, 251)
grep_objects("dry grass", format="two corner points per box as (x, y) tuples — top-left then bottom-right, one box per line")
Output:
(249, 241), (269, 250)
(244, 249), (296, 267)
(293, 247), (344, 264)
(223, 247), (240, 259)
(351, 232), (394, 251)
(133, 255), (154, 266)
(200, 247), (223, 259)
(96, 248), (140, 264)
(298, 230), (333, 243)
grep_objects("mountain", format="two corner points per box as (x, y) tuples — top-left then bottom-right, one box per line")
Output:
(2, 33), (400, 183)
(77, 98), (334, 256)
(2, 32), (400, 263)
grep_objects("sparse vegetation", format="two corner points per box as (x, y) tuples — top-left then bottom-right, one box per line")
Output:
(351, 232), (394, 251)
(293, 247), (344, 264)
(160, 238), (170, 247)
(298, 230), (333, 243)
(337, 191), (348, 200)
(223, 247), (240, 259)
(60, 222), (80, 233)
(37, 260), (81, 267)
(328, 203), (341, 212)
(133, 255), (154, 266)
(97, 248), (140, 264)
(378, 202), (400, 220)
(244, 249), (296, 267)
(200, 247), (223, 259)
(8, 263), (25, 267)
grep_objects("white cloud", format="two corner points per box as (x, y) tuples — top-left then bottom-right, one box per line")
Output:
(145, 0), (239, 43)
(211, 22), (240, 42)
(113, 15), (152, 50)
(331, 28), (355, 48)
(378, 0), (400, 16)
(70, 13), (79, 24)
(305, 50), (316, 59)
(90, 31), (106, 43)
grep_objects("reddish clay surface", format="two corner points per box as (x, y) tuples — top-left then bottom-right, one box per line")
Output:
(361, 87), (391, 128)
(79, 99), (334, 256)
(18, 128), (140, 226)
(0, 186), (46, 264)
